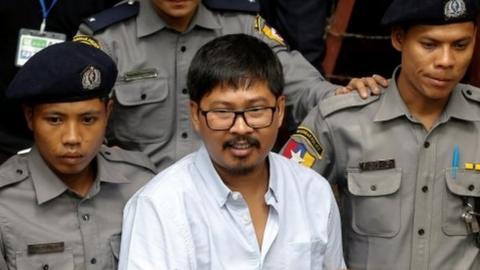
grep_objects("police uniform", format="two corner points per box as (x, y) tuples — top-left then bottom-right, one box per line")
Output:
(282, 1), (480, 269)
(0, 42), (156, 270)
(0, 0), (122, 164)
(76, 0), (338, 171)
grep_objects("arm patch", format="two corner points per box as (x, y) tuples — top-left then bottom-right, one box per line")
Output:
(292, 126), (323, 159)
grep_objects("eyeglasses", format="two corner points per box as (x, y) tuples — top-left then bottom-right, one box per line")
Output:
(199, 106), (277, 131)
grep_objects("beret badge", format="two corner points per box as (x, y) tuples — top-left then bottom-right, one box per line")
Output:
(444, 0), (467, 19)
(81, 65), (102, 90)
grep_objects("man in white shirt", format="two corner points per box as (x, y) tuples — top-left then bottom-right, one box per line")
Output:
(119, 33), (346, 270)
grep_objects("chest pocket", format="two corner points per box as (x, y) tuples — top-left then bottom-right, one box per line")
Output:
(110, 75), (170, 144)
(348, 169), (402, 237)
(16, 251), (74, 270)
(286, 240), (326, 270)
(442, 169), (480, 236)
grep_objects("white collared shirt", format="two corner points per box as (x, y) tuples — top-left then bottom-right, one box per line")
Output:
(119, 146), (345, 270)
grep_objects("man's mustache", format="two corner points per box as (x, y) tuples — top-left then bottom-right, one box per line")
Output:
(223, 136), (260, 149)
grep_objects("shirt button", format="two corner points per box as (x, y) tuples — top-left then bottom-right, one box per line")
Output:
(141, 93), (147, 100)
(370, 185), (377, 191)
(232, 192), (241, 200)
(16, 169), (23, 174)
(418, 228), (425, 235)
(180, 46), (186, 52)
(82, 214), (90, 221)
(42, 264), (49, 270)
(90, 258), (97, 264)
(424, 141), (430, 148)
(422, 186), (428, 193)
(182, 88), (188, 94)
(469, 184), (475, 191)
(466, 89), (473, 95)
(181, 132), (188, 139)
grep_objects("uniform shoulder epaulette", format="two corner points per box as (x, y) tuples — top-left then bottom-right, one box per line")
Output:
(319, 93), (380, 117)
(99, 146), (156, 173)
(461, 84), (480, 103)
(80, 1), (139, 35)
(0, 156), (29, 189)
(203, 0), (260, 14)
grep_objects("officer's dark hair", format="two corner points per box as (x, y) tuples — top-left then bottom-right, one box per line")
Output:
(187, 34), (284, 103)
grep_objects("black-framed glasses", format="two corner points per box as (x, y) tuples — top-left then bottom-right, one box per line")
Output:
(200, 106), (277, 131)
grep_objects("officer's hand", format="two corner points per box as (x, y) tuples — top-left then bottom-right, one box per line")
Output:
(335, 74), (388, 98)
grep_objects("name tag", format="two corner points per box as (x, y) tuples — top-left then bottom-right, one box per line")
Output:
(16, 28), (66, 67)
(27, 242), (65, 255)
(359, 159), (395, 171)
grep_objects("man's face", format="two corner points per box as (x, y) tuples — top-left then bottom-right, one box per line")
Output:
(190, 81), (285, 176)
(151, 0), (199, 22)
(24, 99), (112, 179)
(392, 22), (476, 101)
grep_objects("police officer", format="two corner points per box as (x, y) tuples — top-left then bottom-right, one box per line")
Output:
(283, 0), (480, 269)
(76, 0), (387, 171)
(0, 0), (122, 164)
(0, 42), (155, 270)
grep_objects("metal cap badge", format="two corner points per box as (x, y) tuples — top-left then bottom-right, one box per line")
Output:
(444, 0), (467, 19)
(82, 66), (102, 90)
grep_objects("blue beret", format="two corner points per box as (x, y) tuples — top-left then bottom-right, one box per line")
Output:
(6, 42), (117, 103)
(382, 0), (480, 26)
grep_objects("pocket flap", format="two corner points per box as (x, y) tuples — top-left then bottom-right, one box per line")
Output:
(445, 169), (480, 197)
(115, 77), (168, 106)
(348, 169), (401, 196)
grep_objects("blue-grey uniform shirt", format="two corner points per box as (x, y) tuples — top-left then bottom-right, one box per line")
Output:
(0, 146), (155, 270)
(79, 0), (338, 171)
(283, 70), (480, 270)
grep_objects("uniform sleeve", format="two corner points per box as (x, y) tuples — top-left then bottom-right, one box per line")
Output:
(118, 195), (194, 270)
(324, 190), (346, 270)
(281, 105), (338, 183)
(248, 16), (339, 127)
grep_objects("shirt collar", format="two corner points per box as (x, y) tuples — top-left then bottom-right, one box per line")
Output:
(137, 1), (221, 38)
(28, 146), (69, 205)
(194, 146), (279, 208)
(28, 146), (129, 205)
(374, 67), (419, 122)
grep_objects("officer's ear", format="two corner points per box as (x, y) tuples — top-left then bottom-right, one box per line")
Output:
(22, 104), (34, 131)
(190, 100), (201, 133)
(391, 26), (406, 52)
(105, 99), (113, 119)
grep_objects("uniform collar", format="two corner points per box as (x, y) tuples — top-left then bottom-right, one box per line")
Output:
(28, 146), (130, 205)
(194, 146), (279, 208)
(28, 146), (69, 205)
(137, 1), (221, 38)
(374, 67), (480, 123)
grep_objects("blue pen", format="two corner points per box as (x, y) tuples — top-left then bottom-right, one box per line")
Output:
(452, 144), (459, 179)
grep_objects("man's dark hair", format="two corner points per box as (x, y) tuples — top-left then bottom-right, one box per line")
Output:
(187, 34), (284, 103)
